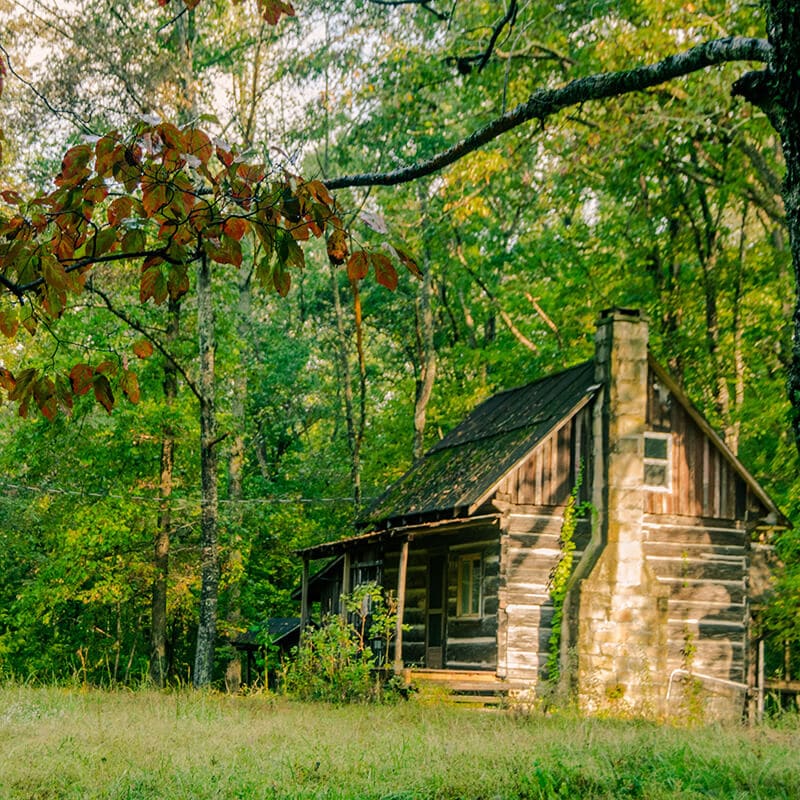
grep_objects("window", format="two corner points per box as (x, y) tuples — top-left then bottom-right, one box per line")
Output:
(457, 554), (482, 617)
(644, 432), (671, 491)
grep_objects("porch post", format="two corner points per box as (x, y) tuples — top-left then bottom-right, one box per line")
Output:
(394, 537), (409, 674)
(300, 556), (310, 630)
(341, 551), (352, 617)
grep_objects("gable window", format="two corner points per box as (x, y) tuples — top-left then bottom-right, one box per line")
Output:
(644, 432), (671, 491)
(457, 554), (482, 617)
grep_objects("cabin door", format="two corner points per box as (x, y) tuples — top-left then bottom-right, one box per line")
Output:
(426, 553), (447, 669)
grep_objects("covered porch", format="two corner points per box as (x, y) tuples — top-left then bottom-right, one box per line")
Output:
(297, 514), (503, 677)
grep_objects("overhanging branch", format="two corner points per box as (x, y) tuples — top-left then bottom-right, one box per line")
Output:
(326, 36), (771, 190)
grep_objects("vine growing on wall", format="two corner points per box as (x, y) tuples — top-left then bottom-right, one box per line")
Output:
(546, 465), (589, 684)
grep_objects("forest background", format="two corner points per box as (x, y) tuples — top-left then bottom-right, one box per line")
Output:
(0, 0), (798, 690)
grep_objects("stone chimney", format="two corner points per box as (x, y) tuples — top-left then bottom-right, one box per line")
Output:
(576, 308), (669, 714)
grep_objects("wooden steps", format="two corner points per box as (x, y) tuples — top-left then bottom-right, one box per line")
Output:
(406, 669), (524, 706)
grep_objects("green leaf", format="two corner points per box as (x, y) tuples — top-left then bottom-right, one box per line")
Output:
(273, 261), (291, 297)
(9, 367), (37, 403)
(121, 228), (146, 254)
(167, 263), (190, 300)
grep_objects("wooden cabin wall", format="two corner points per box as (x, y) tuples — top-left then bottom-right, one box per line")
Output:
(645, 370), (764, 521)
(495, 407), (593, 683)
(642, 516), (749, 683)
(644, 369), (770, 688)
(383, 524), (500, 670)
(499, 511), (591, 682)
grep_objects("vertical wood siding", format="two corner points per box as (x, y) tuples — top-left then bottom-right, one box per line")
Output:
(645, 370), (761, 520)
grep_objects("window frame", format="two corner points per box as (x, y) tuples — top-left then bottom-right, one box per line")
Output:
(456, 553), (483, 618)
(643, 431), (672, 493)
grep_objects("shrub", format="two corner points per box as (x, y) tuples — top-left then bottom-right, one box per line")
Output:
(280, 614), (378, 704)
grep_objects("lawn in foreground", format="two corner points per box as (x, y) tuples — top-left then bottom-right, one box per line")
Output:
(1, 685), (799, 799)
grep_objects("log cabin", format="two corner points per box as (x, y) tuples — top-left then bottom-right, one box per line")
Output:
(297, 308), (788, 718)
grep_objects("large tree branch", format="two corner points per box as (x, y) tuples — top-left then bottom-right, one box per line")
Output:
(326, 36), (770, 190)
(366, 0), (449, 22)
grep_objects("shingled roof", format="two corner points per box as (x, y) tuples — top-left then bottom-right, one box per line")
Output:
(362, 360), (600, 529)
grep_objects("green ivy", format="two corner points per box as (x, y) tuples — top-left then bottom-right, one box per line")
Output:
(546, 466), (589, 684)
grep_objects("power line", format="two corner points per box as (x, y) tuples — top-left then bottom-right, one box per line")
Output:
(0, 480), (359, 508)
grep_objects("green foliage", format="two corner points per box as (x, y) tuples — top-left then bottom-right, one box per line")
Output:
(342, 581), (402, 668)
(281, 583), (403, 703)
(280, 615), (378, 704)
(546, 467), (589, 684)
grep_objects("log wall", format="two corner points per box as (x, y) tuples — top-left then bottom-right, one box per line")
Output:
(642, 516), (749, 684)
(383, 524), (501, 670)
(644, 368), (769, 691)
(495, 406), (593, 683)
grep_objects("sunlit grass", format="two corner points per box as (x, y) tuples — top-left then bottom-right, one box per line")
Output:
(1, 684), (798, 799)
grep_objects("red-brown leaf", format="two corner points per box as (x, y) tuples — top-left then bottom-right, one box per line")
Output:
(55, 374), (73, 415)
(392, 244), (423, 278)
(55, 144), (93, 188)
(306, 180), (333, 208)
(184, 128), (213, 164)
(108, 197), (133, 227)
(69, 363), (94, 396)
(133, 339), (154, 359)
(93, 373), (114, 413)
(258, 0), (295, 25)
(34, 376), (57, 421)
(120, 369), (140, 404)
(371, 252), (398, 291)
(0, 307), (19, 338)
(223, 216), (249, 241)
(142, 177), (170, 218)
(140, 260), (167, 305)
(273, 262), (291, 297)
(0, 367), (16, 394)
(347, 250), (369, 281)
(326, 229), (348, 265)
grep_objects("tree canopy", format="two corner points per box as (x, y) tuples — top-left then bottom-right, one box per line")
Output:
(1, 0), (799, 686)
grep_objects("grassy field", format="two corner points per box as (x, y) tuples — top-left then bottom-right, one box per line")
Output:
(1, 685), (799, 799)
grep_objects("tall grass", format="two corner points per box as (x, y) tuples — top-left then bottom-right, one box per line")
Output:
(1, 684), (798, 799)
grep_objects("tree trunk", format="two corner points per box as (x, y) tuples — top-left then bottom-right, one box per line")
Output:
(224, 268), (251, 693)
(329, 262), (363, 509)
(193, 252), (220, 688)
(150, 298), (180, 688)
(735, 2), (800, 453)
(412, 196), (437, 462)
(769, 4), (800, 455)
(413, 265), (437, 461)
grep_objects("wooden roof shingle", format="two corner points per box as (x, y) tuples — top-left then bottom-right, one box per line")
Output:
(362, 360), (600, 528)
